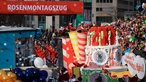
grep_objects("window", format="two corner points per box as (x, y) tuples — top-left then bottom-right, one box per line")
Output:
(129, 2), (134, 6)
(105, 0), (113, 3)
(118, 0), (133, 5)
(117, 8), (129, 12)
(31, 16), (33, 20)
(109, 0), (112, 3)
(97, 0), (113, 3)
(107, 0), (109, 3)
(103, 0), (106, 3)
(96, 16), (112, 23)
(96, 8), (102, 11)
(38, 15), (46, 23)
(96, 0), (100, 3)
(27, 15), (29, 20)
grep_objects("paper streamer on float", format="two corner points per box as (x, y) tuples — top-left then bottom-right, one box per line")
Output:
(69, 31), (79, 60)
(77, 32), (87, 63)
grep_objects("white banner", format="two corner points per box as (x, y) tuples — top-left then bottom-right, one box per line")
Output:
(122, 53), (145, 79)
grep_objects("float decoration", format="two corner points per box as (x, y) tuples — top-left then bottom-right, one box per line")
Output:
(88, 72), (107, 82)
(122, 53), (146, 79)
(88, 25), (99, 46)
(80, 25), (126, 82)
(62, 38), (76, 75)
(68, 31), (79, 60)
(92, 50), (108, 66)
(109, 48), (122, 67)
(77, 32), (87, 64)
(91, 28), (99, 46)
(107, 25), (116, 45)
(98, 26), (108, 46)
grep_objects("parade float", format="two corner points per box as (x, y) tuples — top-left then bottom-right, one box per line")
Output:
(0, 26), (58, 82)
(0, 26), (36, 69)
(80, 24), (124, 82)
(62, 24), (146, 82)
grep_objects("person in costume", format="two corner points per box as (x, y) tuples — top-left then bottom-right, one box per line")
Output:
(77, 22), (88, 32)
(69, 74), (77, 82)
(58, 67), (70, 82)
(77, 77), (82, 82)
(67, 23), (76, 31)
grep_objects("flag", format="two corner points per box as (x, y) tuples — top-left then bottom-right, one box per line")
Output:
(34, 44), (45, 58)
(45, 45), (56, 63)
(69, 31), (80, 60)
(62, 38), (76, 75)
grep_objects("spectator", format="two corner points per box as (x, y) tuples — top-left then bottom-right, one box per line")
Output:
(77, 77), (82, 82)
(69, 74), (77, 82)
(58, 67), (70, 82)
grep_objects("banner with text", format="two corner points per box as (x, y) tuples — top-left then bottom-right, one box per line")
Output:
(0, 1), (83, 15)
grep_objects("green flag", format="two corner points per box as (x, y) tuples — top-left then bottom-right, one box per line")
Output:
(76, 14), (83, 27)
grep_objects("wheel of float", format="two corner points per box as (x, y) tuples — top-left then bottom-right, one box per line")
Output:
(88, 72), (107, 82)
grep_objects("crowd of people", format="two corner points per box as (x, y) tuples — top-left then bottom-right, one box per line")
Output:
(111, 15), (146, 58)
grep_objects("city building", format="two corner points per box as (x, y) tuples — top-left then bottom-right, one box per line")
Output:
(83, 0), (92, 25)
(92, 0), (135, 23)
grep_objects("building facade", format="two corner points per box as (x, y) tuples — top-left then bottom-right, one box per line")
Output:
(92, 0), (135, 24)
(27, 0), (84, 30)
